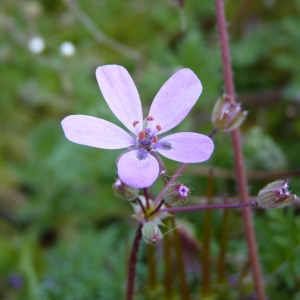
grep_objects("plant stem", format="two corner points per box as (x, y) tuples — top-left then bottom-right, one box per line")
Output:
(136, 197), (147, 216)
(154, 163), (187, 205)
(144, 188), (150, 209)
(148, 199), (165, 218)
(163, 218), (173, 299)
(214, 0), (265, 298)
(147, 245), (157, 290)
(160, 201), (257, 213)
(201, 170), (213, 297)
(170, 217), (190, 300)
(217, 198), (229, 283)
(126, 223), (143, 300)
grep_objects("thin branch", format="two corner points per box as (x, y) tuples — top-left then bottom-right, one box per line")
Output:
(159, 201), (257, 213)
(184, 166), (300, 180)
(214, 0), (266, 299)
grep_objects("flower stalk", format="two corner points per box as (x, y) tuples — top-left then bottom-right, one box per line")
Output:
(159, 201), (257, 213)
(170, 217), (190, 300)
(214, 0), (266, 298)
(126, 223), (143, 300)
(201, 169), (214, 297)
(217, 198), (230, 284)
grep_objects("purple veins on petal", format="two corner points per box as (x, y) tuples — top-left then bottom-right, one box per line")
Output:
(96, 65), (143, 134)
(155, 132), (214, 163)
(160, 141), (173, 150)
(61, 115), (135, 149)
(149, 68), (203, 135)
(117, 150), (160, 188)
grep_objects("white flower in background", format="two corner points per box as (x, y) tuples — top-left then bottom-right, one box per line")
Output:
(60, 41), (75, 57)
(28, 36), (45, 54)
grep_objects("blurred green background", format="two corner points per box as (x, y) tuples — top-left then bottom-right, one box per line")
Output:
(1, 0), (300, 299)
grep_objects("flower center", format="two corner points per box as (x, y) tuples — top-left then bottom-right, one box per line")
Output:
(133, 116), (162, 151)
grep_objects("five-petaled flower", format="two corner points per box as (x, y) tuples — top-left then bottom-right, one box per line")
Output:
(61, 65), (214, 188)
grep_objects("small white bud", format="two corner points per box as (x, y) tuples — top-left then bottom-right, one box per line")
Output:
(60, 41), (76, 57)
(142, 222), (163, 245)
(28, 37), (45, 54)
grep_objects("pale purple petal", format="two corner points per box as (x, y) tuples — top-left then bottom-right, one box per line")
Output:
(154, 132), (214, 163)
(149, 69), (202, 135)
(61, 115), (135, 149)
(118, 150), (159, 188)
(96, 65), (143, 134)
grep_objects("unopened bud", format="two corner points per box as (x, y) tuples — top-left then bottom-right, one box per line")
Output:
(212, 94), (247, 132)
(112, 179), (138, 200)
(164, 183), (190, 207)
(142, 222), (163, 245)
(257, 180), (297, 209)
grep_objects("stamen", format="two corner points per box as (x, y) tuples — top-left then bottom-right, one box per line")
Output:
(152, 136), (158, 143)
(139, 131), (146, 139)
(156, 124), (162, 131)
(145, 128), (151, 135)
(133, 120), (140, 127)
(147, 116), (154, 121)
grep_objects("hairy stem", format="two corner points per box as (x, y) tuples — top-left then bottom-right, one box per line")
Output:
(154, 163), (187, 205)
(160, 201), (257, 213)
(214, 0), (265, 298)
(126, 223), (143, 300)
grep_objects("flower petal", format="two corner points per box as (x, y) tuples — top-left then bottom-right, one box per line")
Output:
(61, 115), (135, 149)
(96, 65), (143, 134)
(149, 69), (202, 135)
(118, 150), (159, 188)
(154, 132), (214, 163)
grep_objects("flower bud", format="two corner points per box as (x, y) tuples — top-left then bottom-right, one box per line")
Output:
(142, 222), (163, 245)
(257, 180), (297, 209)
(164, 183), (190, 207)
(112, 179), (138, 200)
(212, 94), (247, 132)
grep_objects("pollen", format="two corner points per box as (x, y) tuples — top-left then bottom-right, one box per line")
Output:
(139, 131), (146, 139)
(152, 136), (158, 143)
(133, 120), (140, 127)
(147, 116), (154, 121)
(156, 124), (162, 131)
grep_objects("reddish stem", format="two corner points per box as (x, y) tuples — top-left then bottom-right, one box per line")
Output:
(214, 0), (265, 298)
(126, 223), (143, 300)
(143, 188), (150, 209)
(159, 201), (257, 213)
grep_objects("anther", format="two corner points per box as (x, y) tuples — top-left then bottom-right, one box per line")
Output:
(133, 120), (140, 127)
(156, 124), (162, 131)
(152, 136), (158, 143)
(147, 116), (154, 121)
(139, 131), (146, 139)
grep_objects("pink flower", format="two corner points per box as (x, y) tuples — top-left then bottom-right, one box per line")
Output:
(61, 65), (214, 188)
